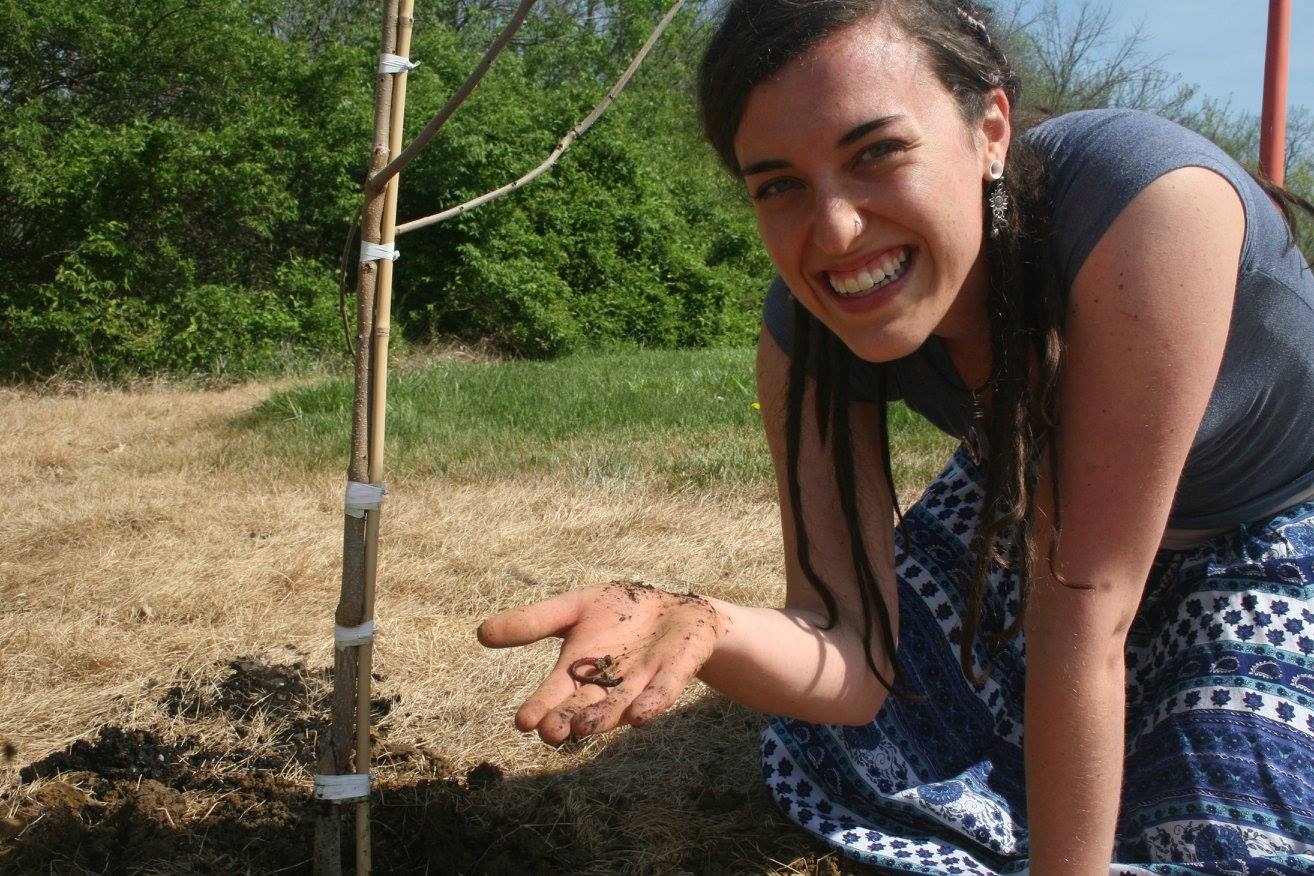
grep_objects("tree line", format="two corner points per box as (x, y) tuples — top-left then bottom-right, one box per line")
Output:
(1, 0), (1308, 380)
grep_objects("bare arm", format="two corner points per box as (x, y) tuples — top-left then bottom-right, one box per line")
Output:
(1023, 166), (1243, 874)
(697, 326), (899, 724)
(478, 325), (901, 739)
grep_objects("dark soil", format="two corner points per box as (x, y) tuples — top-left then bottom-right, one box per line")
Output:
(0, 657), (585, 875)
(1, 657), (860, 875)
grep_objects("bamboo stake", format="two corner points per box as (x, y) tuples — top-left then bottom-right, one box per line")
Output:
(395, 0), (687, 237)
(366, 0), (538, 199)
(311, 2), (686, 870)
(314, 0), (399, 873)
(352, 0), (416, 872)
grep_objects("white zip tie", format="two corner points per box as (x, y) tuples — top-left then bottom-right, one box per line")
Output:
(313, 772), (371, 802)
(345, 481), (386, 518)
(335, 620), (376, 648)
(379, 53), (421, 74)
(359, 241), (399, 263)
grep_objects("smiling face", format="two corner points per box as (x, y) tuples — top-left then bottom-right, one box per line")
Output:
(733, 13), (1010, 363)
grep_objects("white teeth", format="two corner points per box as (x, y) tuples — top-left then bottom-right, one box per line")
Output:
(827, 248), (911, 297)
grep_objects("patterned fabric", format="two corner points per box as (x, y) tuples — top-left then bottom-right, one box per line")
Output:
(764, 447), (1314, 874)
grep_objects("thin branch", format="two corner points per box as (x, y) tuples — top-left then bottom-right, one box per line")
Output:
(365, 0), (538, 198)
(337, 207), (363, 358)
(395, 0), (687, 236)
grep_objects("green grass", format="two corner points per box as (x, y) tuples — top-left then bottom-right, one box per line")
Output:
(243, 347), (955, 496)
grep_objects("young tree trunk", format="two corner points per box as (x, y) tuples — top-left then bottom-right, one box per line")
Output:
(313, 1), (400, 872)
(312, 0), (686, 869)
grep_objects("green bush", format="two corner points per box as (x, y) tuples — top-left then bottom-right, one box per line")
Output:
(385, 11), (770, 358)
(0, 0), (371, 379)
(4, 0), (1312, 380)
(0, 0), (772, 378)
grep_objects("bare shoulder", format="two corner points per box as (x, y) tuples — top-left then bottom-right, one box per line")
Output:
(1042, 165), (1245, 606)
(1071, 165), (1244, 318)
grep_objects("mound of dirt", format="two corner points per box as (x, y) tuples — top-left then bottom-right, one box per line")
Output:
(0, 657), (585, 875)
(18, 726), (196, 784)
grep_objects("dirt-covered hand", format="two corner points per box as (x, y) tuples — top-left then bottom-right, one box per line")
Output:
(476, 581), (727, 744)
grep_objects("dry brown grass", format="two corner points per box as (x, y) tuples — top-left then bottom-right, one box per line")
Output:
(0, 379), (881, 873)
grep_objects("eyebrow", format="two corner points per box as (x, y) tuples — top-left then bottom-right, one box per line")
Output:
(838, 115), (902, 146)
(739, 115), (904, 178)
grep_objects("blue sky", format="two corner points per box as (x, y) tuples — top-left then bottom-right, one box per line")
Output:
(1048, 1), (1312, 115)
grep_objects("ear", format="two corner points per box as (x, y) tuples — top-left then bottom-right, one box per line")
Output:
(978, 87), (1012, 178)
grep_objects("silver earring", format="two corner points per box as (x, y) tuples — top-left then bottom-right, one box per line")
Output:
(988, 177), (1009, 239)
(988, 158), (1004, 180)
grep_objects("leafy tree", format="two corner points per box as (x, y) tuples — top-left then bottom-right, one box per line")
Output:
(2, 0), (1304, 379)
(361, 0), (768, 357)
(0, 0), (374, 379)
(0, 0), (769, 377)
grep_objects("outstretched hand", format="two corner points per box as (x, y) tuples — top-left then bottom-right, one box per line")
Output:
(477, 581), (727, 744)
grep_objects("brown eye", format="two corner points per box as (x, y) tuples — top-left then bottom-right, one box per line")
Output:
(753, 178), (802, 200)
(856, 141), (905, 165)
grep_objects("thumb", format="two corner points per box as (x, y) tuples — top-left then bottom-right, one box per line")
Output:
(477, 589), (583, 648)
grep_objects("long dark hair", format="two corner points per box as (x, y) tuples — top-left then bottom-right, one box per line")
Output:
(698, 0), (1314, 691)
(698, 0), (1064, 687)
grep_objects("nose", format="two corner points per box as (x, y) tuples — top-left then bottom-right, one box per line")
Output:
(812, 194), (864, 256)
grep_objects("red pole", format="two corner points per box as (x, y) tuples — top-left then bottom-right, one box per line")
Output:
(1259, 0), (1291, 185)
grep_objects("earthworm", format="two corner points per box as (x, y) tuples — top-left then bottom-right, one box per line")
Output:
(569, 656), (622, 688)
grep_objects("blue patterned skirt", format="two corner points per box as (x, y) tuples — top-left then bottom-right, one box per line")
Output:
(764, 447), (1314, 874)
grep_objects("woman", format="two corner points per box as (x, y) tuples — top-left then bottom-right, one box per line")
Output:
(479, 1), (1314, 872)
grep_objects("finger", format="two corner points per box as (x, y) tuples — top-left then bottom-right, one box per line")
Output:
(477, 590), (582, 648)
(517, 645), (624, 731)
(515, 659), (583, 733)
(622, 663), (695, 727)
(537, 684), (609, 746)
(571, 678), (647, 738)
(620, 636), (709, 727)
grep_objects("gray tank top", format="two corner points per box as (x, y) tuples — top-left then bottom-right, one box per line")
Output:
(763, 109), (1314, 529)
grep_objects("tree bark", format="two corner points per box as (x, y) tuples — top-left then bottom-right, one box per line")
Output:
(313, 1), (399, 873)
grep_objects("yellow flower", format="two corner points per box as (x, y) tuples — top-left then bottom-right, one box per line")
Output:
(750, 401), (761, 411)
